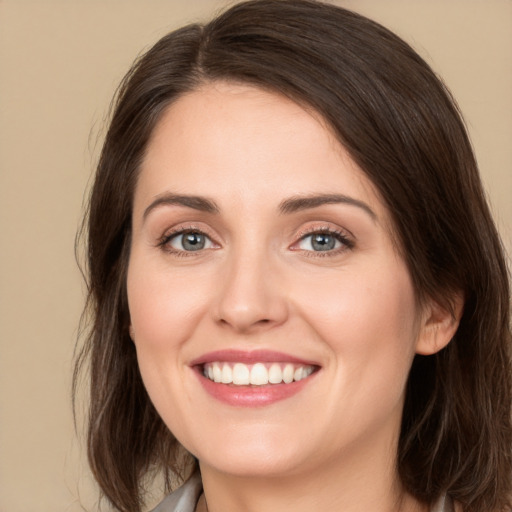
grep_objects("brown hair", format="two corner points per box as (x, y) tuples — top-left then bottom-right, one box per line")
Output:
(75, 1), (512, 511)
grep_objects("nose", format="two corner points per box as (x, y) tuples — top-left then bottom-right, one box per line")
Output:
(213, 249), (289, 334)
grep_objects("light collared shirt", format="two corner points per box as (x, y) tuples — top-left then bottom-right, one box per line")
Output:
(151, 472), (454, 512)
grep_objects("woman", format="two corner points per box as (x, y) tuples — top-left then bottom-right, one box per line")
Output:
(75, 1), (512, 511)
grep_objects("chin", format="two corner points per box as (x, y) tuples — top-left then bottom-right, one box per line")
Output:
(199, 450), (308, 479)
(190, 426), (315, 478)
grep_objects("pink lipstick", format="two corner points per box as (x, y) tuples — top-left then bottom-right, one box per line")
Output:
(191, 350), (320, 407)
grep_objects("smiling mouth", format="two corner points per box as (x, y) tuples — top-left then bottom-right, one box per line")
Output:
(202, 362), (317, 386)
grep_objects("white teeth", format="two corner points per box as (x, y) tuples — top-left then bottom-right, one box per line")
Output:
(250, 363), (268, 385)
(283, 364), (294, 383)
(232, 363), (250, 385)
(221, 364), (232, 384)
(268, 363), (283, 384)
(203, 361), (315, 386)
(212, 364), (222, 383)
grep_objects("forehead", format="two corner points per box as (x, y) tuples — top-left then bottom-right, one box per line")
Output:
(136, 81), (387, 221)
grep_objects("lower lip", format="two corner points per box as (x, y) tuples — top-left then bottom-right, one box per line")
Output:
(195, 370), (317, 407)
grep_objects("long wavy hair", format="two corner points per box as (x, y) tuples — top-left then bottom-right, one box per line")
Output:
(74, 1), (512, 511)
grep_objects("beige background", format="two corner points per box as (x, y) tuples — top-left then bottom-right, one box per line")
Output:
(0, 1), (510, 511)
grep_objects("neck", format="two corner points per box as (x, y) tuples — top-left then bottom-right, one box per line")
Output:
(198, 433), (427, 512)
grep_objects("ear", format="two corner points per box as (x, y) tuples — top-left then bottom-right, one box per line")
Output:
(129, 324), (135, 341)
(415, 292), (464, 356)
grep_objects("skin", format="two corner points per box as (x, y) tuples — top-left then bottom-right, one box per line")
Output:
(127, 82), (460, 512)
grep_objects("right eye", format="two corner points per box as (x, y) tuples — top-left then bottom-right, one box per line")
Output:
(164, 230), (214, 252)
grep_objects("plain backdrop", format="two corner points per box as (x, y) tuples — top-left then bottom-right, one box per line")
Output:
(0, 1), (510, 511)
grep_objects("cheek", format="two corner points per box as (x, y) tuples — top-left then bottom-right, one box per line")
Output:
(126, 255), (209, 431)
(294, 263), (420, 440)
(126, 257), (211, 352)
(294, 260), (419, 382)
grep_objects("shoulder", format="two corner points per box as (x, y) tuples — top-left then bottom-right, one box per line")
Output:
(150, 472), (203, 512)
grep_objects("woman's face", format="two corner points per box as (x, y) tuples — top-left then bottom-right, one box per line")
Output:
(127, 82), (434, 479)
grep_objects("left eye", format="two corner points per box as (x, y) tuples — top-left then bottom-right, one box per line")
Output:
(297, 232), (344, 252)
(167, 231), (214, 252)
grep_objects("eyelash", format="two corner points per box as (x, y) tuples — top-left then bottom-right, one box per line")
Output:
(293, 226), (355, 257)
(157, 225), (214, 257)
(157, 225), (355, 257)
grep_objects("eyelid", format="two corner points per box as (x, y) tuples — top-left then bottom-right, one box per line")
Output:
(155, 222), (354, 256)
(290, 225), (355, 253)
(169, 231), (215, 251)
(156, 224), (220, 254)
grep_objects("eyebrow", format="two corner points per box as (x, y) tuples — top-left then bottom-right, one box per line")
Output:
(142, 192), (376, 221)
(143, 193), (220, 220)
(279, 193), (377, 220)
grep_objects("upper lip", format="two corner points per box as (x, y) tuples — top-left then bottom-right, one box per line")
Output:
(189, 349), (320, 367)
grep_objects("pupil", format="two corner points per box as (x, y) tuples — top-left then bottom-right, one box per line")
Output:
(312, 234), (335, 251)
(182, 233), (205, 251)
